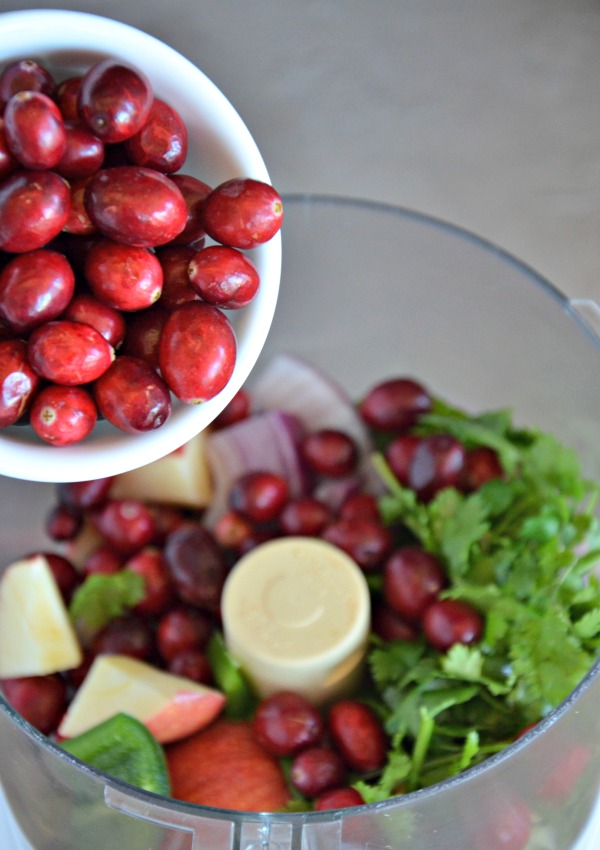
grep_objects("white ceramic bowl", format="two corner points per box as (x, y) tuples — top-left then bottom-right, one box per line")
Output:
(0, 9), (281, 484)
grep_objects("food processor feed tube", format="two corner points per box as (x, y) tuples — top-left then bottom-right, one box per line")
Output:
(221, 537), (371, 704)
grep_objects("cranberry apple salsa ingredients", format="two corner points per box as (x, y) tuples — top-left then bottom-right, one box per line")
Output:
(1, 353), (600, 819)
(0, 57), (283, 445)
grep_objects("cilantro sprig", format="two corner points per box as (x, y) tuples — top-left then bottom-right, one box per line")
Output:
(360, 398), (600, 798)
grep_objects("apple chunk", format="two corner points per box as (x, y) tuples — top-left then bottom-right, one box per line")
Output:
(0, 554), (82, 677)
(59, 654), (226, 743)
(110, 431), (212, 509)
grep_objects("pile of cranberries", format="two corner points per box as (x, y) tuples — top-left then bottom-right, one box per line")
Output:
(0, 56), (283, 445)
(1, 373), (502, 809)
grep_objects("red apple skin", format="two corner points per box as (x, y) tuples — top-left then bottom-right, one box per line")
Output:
(144, 687), (226, 744)
(158, 302), (237, 404)
(166, 718), (291, 812)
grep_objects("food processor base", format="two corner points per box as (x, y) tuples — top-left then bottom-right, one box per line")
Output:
(1, 786), (600, 850)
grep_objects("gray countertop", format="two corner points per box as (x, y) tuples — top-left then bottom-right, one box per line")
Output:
(1, 0), (598, 300)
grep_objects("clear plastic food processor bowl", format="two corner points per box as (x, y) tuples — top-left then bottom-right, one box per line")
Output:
(2, 195), (600, 850)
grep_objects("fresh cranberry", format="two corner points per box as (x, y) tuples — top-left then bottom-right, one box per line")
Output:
(228, 471), (290, 523)
(92, 614), (154, 661)
(360, 378), (432, 432)
(27, 320), (114, 386)
(45, 503), (83, 542)
(0, 59), (56, 110)
(77, 59), (153, 143)
(84, 166), (188, 247)
(124, 98), (188, 173)
(91, 498), (156, 555)
(55, 76), (82, 120)
(125, 547), (175, 615)
(328, 700), (388, 773)
(372, 603), (420, 642)
(0, 169), (70, 253)
(313, 787), (364, 810)
(30, 384), (98, 446)
(408, 434), (466, 501)
(213, 510), (254, 550)
(158, 301), (237, 403)
(121, 304), (170, 370)
(385, 433), (422, 486)
(321, 518), (393, 571)
(0, 248), (75, 334)
(301, 429), (358, 478)
(58, 477), (114, 510)
(252, 691), (324, 757)
(155, 246), (198, 309)
(339, 492), (380, 522)
(163, 522), (227, 611)
(4, 90), (66, 169)
(62, 293), (126, 349)
(0, 339), (40, 427)
(83, 545), (124, 576)
(85, 238), (163, 311)
(279, 497), (334, 536)
(422, 598), (484, 651)
(187, 245), (260, 309)
(290, 747), (347, 797)
(156, 605), (214, 662)
(460, 446), (504, 491)
(201, 178), (284, 249)
(383, 546), (447, 622)
(168, 650), (213, 685)
(167, 173), (211, 247)
(2, 675), (67, 734)
(93, 355), (172, 434)
(55, 119), (105, 179)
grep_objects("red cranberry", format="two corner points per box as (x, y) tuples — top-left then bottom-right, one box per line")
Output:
(56, 119), (105, 180)
(168, 173), (211, 247)
(93, 355), (172, 434)
(156, 606), (214, 662)
(383, 546), (447, 622)
(290, 747), (347, 797)
(92, 613), (154, 661)
(62, 293), (126, 349)
(125, 547), (175, 615)
(4, 90), (66, 170)
(339, 492), (380, 522)
(124, 98), (188, 173)
(0, 169), (70, 253)
(201, 178), (284, 249)
(422, 598), (484, 652)
(211, 387), (251, 429)
(27, 320), (114, 386)
(168, 650), (213, 685)
(91, 498), (156, 555)
(155, 246), (198, 309)
(158, 301), (237, 404)
(314, 787), (365, 811)
(58, 477), (114, 510)
(0, 339), (40, 427)
(372, 603), (420, 642)
(252, 691), (324, 757)
(30, 384), (98, 446)
(228, 471), (290, 524)
(321, 518), (393, 571)
(45, 503), (83, 542)
(84, 238), (163, 311)
(385, 434), (422, 487)
(360, 378), (432, 432)
(461, 446), (504, 491)
(84, 166), (188, 247)
(163, 522), (227, 611)
(0, 59), (56, 110)
(408, 434), (466, 501)
(2, 675), (67, 734)
(0, 249), (75, 334)
(279, 497), (333, 536)
(187, 245), (260, 310)
(77, 59), (153, 143)
(328, 700), (387, 773)
(301, 429), (358, 478)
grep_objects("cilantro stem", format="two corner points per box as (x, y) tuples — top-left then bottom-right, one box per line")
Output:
(408, 708), (435, 791)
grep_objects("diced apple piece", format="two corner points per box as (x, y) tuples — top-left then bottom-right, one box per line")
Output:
(0, 554), (82, 677)
(110, 431), (213, 510)
(58, 654), (225, 744)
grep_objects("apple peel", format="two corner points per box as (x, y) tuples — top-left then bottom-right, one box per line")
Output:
(58, 653), (226, 743)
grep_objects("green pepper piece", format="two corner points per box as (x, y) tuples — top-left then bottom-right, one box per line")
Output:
(61, 712), (170, 796)
(207, 630), (258, 720)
